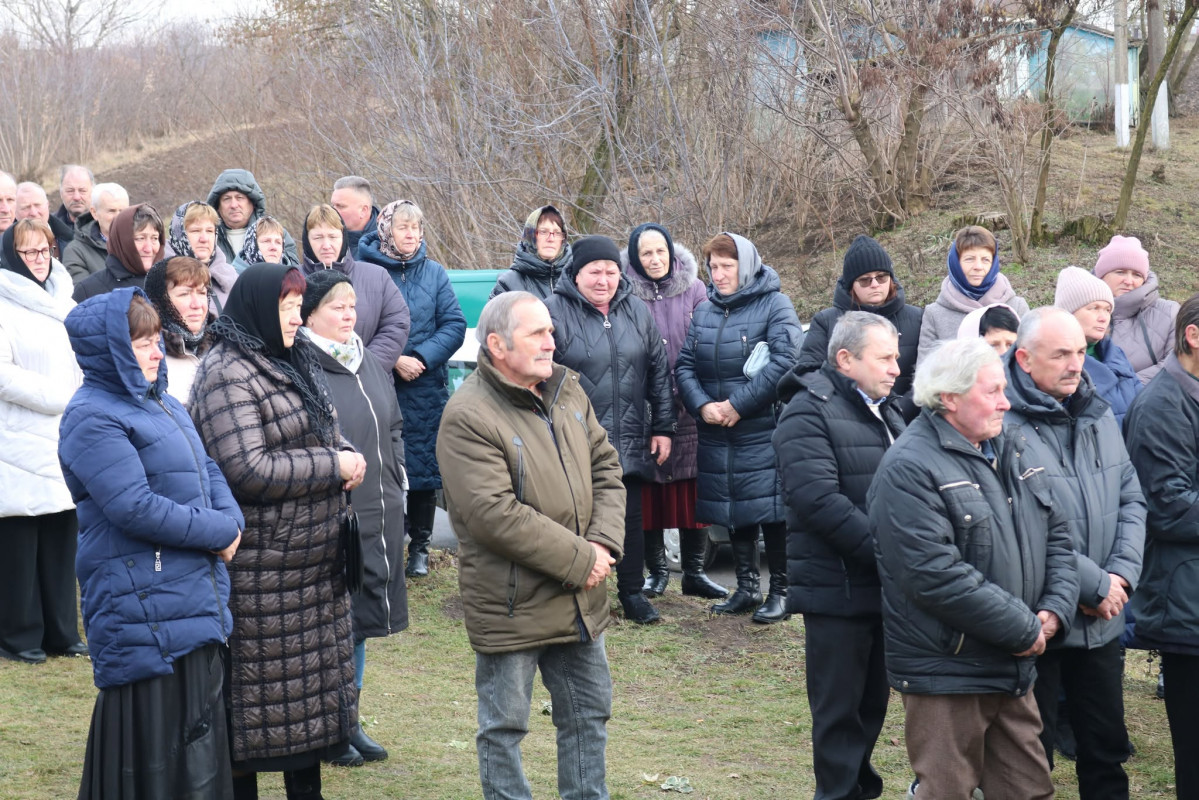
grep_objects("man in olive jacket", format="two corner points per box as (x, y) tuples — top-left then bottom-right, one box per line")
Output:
(438, 291), (625, 800)
(869, 337), (1079, 799)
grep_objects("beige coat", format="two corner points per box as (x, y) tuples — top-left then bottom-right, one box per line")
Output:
(438, 353), (625, 654)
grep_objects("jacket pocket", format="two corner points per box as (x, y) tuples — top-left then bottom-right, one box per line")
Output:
(937, 481), (994, 569)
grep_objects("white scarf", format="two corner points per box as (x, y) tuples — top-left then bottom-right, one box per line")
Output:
(302, 327), (365, 373)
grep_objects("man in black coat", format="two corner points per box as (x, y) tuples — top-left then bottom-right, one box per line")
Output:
(869, 337), (1078, 799)
(774, 311), (905, 800)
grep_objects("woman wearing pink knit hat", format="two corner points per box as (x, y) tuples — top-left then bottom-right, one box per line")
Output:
(1093, 235), (1178, 384)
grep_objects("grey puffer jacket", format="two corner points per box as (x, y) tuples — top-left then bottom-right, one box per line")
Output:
(675, 239), (802, 529)
(620, 243), (706, 484)
(1110, 272), (1179, 384)
(206, 169), (299, 266)
(311, 341), (409, 641)
(917, 275), (1030, 365)
(1124, 355), (1199, 656)
(1004, 363), (1145, 650)
(868, 410), (1079, 696)
(546, 275), (675, 482)
(190, 338), (356, 761)
(62, 212), (108, 284)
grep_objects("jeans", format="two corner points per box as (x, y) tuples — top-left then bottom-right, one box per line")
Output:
(475, 635), (612, 800)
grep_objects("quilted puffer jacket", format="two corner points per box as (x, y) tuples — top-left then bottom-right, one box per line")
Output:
(357, 236), (467, 490)
(189, 336), (357, 761)
(546, 275), (675, 482)
(60, 288), (243, 689)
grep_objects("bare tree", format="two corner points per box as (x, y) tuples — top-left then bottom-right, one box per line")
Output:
(4, 0), (144, 54)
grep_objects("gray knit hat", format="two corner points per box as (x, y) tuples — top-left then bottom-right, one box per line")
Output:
(1054, 266), (1114, 314)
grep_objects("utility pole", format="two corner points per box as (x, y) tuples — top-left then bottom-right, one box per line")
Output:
(1148, 0), (1170, 149)
(1114, 0), (1130, 147)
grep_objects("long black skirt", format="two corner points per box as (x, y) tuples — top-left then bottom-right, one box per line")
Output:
(78, 643), (233, 800)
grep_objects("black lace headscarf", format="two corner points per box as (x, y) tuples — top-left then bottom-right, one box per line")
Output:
(210, 263), (338, 444)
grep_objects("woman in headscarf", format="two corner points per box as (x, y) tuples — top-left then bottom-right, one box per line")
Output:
(231, 216), (287, 274)
(917, 225), (1029, 365)
(358, 200), (466, 578)
(620, 223), (727, 600)
(60, 287), (243, 799)
(73, 204), (164, 303)
(143, 256), (215, 404)
(0, 219), (85, 664)
(190, 264), (368, 799)
(675, 232), (802, 624)
(490, 204), (573, 300)
(300, 270), (409, 767)
(299, 203), (411, 374)
(163, 201), (240, 313)
(546, 235), (676, 623)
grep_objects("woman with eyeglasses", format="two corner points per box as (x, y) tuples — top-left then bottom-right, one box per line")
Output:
(0, 219), (85, 664)
(793, 235), (923, 406)
(917, 225), (1029, 365)
(490, 205), (573, 300)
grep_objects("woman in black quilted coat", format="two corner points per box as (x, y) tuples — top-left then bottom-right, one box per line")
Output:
(545, 235), (675, 624)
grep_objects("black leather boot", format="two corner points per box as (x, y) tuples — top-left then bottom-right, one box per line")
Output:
(642, 529), (670, 597)
(619, 590), (661, 624)
(712, 534), (761, 615)
(753, 528), (791, 624)
(283, 764), (324, 800)
(405, 490), (436, 578)
(350, 723), (388, 762)
(679, 528), (728, 599)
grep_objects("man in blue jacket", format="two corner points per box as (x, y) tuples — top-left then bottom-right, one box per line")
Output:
(869, 337), (1079, 799)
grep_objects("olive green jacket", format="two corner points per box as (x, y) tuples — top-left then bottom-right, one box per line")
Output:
(438, 352), (625, 654)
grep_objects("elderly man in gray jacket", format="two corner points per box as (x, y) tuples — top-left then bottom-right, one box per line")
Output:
(1004, 307), (1145, 800)
(869, 337), (1079, 799)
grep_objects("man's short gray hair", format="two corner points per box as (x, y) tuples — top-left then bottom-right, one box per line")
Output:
(1013, 306), (1071, 353)
(477, 291), (542, 351)
(827, 311), (898, 362)
(0, 171), (16, 189)
(15, 182), (47, 202)
(60, 164), (94, 183)
(333, 175), (372, 199)
(91, 182), (128, 207)
(913, 338), (999, 414)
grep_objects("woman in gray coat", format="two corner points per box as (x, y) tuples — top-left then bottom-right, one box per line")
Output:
(301, 270), (408, 768)
(1094, 234), (1179, 384)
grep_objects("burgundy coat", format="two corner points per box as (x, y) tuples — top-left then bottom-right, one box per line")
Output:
(621, 243), (706, 484)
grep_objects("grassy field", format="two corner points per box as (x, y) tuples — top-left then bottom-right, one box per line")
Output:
(0, 550), (1177, 799)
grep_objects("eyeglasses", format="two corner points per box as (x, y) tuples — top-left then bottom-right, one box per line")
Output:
(855, 273), (891, 288)
(536, 228), (564, 240)
(17, 247), (51, 261)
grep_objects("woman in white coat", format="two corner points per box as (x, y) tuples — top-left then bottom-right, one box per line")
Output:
(0, 219), (84, 663)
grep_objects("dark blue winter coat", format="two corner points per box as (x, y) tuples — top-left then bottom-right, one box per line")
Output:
(358, 235), (466, 490)
(59, 288), (244, 689)
(1086, 337), (1142, 426)
(675, 262), (802, 528)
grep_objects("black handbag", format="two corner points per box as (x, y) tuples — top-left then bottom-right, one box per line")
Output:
(341, 490), (364, 594)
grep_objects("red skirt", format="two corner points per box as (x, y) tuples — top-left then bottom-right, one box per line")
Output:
(641, 479), (704, 530)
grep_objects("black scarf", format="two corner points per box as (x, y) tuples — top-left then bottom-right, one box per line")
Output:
(0, 225), (50, 290)
(210, 264), (339, 444)
(144, 258), (209, 354)
(626, 222), (676, 282)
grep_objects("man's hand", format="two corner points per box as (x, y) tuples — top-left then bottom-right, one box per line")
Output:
(1037, 610), (1061, 641)
(395, 354), (425, 381)
(1015, 627), (1047, 658)
(214, 530), (242, 563)
(583, 542), (616, 589)
(650, 436), (672, 465)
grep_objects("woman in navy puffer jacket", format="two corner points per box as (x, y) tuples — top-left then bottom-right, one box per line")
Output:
(60, 287), (244, 799)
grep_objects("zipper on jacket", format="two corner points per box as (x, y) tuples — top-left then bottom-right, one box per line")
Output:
(155, 549), (162, 572)
(953, 632), (965, 654)
(355, 373), (394, 634)
(209, 562), (227, 640)
(937, 479), (979, 491)
(604, 313), (621, 453)
(714, 309), (734, 519)
(513, 437), (526, 502)
(507, 563), (518, 617)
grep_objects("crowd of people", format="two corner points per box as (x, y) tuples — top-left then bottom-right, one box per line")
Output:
(0, 161), (1194, 800)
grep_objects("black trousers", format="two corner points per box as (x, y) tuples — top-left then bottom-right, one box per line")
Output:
(615, 478), (644, 596)
(0, 510), (81, 654)
(803, 614), (889, 800)
(1032, 638), (1129, 800)
(1162, 652), (1199, 800)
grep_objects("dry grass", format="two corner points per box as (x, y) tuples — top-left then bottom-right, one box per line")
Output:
(0, 551), (1178, 799)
